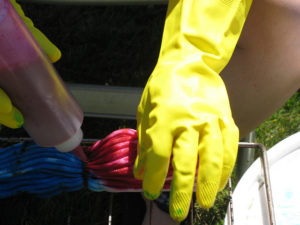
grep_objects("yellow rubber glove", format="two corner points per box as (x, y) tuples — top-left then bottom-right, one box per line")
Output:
(0, 89), (23, 128)
(10, 0), (61, 63)
(0, 0), (61, 129)
(134, 0), (252, 221)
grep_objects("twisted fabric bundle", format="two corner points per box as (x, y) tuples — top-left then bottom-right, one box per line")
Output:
(0, 142), (83, 198)
(87, 129), (172, 192)
(0, 129), (173, 198)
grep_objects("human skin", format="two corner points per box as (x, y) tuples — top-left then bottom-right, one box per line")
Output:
(221, 0), (300, 138)
(143, 0), (300, 223)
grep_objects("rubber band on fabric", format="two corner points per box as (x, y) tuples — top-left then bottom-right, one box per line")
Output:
(0, 129), (173, 198)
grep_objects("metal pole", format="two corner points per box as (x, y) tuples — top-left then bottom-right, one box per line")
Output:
(108, 193), (114, 225)
(238, 142), (276, 225)
(20, 0), (168, 5)
(227, 177), (234, 225)
(236, 131), (256, 181)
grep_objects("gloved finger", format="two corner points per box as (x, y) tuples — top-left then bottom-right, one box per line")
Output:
(0, 89), (12, 113)
(28, 26), (61, 63)
(133, 90), (152, 180)
(0, 107), (24, 128)
(0, 89), (24, 128)
(196, 118), (223, 209)
(169, 128), (198, 221)
(135, 125), (173, 200)
(10, 0), (61, 63)
(218, 118), (239, 190)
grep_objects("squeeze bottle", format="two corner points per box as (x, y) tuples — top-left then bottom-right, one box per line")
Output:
(0, 0), (84, 152)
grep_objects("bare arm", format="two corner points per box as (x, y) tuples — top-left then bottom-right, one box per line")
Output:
(221, 0), (300, 138)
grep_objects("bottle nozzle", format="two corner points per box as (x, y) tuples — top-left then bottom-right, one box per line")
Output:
(55, 128), (83, 152)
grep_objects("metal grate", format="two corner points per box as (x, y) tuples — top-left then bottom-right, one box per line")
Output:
(0, 137), (276, 225)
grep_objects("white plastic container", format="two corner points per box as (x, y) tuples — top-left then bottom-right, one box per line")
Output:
(0, 0), (84, 152)
(224, 132), (300, 225)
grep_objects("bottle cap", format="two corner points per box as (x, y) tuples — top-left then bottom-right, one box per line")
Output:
(55, 128), (83, 152)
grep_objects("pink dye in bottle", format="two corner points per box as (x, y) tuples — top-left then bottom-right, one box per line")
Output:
(0, 0), (84, 152)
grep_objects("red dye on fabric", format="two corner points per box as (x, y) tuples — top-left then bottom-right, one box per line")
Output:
(85, 129), (173, 191)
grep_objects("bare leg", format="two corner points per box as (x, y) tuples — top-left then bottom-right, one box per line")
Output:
(221, 0), (300, 138)
(142, 195), (179, 225)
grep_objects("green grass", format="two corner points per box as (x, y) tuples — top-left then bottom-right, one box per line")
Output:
(193, 189), (230, 225)
(1, 3), (299, 224)
(256, 91), (300, 149)
(193, 91), (300, 225)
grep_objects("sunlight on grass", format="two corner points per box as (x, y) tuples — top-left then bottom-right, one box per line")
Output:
(256, 91), (300, 149)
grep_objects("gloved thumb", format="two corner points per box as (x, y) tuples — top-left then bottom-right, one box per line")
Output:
(0, 89), (24, 128)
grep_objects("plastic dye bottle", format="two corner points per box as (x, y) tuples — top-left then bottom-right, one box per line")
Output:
(0, 0), (84, 152)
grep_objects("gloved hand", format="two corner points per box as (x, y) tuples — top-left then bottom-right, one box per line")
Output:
(0, 0), (61, 129)
(134, 0), (252, 222)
